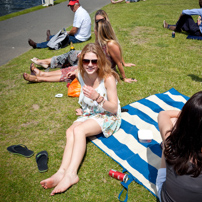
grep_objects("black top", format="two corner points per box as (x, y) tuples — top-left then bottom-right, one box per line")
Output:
(161, 162), (202, 202)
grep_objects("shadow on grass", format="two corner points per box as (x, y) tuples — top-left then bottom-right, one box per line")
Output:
(188, 74), (202, 82)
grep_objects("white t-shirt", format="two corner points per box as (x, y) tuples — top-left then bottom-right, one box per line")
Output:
(73, 6), (91, 41)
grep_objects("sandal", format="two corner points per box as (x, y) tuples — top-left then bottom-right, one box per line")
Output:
(31, 58), (49, 69)
(30, 63), (42, 76)
(36, 150), (48, 172)
(7, 144), (34, 158)
(23, 73), (40, 83)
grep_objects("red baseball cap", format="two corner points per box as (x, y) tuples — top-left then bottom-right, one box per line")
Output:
(68, 0), (79, 6)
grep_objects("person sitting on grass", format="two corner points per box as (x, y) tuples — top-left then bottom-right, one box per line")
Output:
(40, 43), (121, 195)
(23, 10), (137, 83)
(163, 0), (202, 36)
(28, 0), (91, 49)
(156, 91), (202, 202)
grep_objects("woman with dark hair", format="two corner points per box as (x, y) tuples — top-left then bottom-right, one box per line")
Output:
(40, 43), (121, 195)
(156, 91), (202, 202)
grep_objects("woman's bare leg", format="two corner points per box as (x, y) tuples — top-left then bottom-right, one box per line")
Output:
(37, 75), (62, 82)
(40, 122), (82, 189)
(51, 119), (102, 196)
(32, 66), (62, 77)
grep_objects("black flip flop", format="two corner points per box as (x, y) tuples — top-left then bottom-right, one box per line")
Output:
(36, 151), (48, 172)
(7, 144), (34, 158)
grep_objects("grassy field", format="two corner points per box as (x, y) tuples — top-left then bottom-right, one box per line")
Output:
(0, 0), (201, 201)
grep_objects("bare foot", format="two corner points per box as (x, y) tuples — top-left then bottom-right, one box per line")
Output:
(50, 173), (79, 196)
(40, 170), (65, 189)
(30, 63), (42, 76)
(31, 58), (49, 68)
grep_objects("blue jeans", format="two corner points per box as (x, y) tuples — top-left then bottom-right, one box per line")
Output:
(36, 35), (83, 49)
(176, 15), (201, 36)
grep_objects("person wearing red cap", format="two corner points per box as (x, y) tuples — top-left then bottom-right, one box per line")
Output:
(28, 0), (91, 49)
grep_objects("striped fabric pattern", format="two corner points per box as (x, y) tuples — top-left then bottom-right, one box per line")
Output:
(89, 88), (189, 197)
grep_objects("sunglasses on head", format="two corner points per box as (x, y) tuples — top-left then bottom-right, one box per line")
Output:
(95, 18), (105, 24)
(82, 59), (98, 65)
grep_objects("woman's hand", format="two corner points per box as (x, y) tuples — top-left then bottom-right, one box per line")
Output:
(67, 68), (77, 78)
(76, 108), (83, 116)
(123, 78), (137, 83)
(82, 85), (99, 100)
(123, 63), (136, 67)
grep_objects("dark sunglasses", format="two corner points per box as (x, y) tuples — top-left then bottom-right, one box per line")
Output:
(95, 18), (105, 24)
(82, 59), (98, 65)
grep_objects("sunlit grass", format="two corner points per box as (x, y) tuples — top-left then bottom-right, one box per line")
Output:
(0, 0), (201, 201)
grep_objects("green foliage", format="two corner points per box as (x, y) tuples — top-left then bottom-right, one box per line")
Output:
(0, 0), (201, 201)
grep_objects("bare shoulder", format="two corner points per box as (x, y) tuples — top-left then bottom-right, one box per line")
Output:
(107, 41), (118, 50)
(104, 75), (116, 87)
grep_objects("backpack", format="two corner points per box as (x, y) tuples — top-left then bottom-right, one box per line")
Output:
(47, 28), (69, 50)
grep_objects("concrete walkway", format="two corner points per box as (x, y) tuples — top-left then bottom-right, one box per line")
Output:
(0, 0), (109, 66)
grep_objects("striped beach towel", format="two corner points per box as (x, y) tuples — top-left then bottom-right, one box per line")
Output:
(89, 88), (189, 199)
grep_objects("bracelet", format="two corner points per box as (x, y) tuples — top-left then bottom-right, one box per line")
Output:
(94, 93), (100, 101)
(100, 99), (106, 108)
(97, 96), (104, 104)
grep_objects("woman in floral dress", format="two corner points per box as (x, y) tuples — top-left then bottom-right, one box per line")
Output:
(40, 43), (121, 195)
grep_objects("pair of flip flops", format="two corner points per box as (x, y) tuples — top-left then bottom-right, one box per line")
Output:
(7, 144), (48, 172)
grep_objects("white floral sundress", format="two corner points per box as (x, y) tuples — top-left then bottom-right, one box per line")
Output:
(74, 73), (121, 138)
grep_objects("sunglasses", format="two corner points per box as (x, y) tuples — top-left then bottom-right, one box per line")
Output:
(95, 18), (105, 24)
(82, 59), (98, 65)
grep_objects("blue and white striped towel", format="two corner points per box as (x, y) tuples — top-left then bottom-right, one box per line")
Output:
(89, 88), (189, 197)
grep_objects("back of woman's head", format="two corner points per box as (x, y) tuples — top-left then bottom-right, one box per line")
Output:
(78, 43), (119, 81)
(96, 20), (118, 45)
(95, 10), (110, 22)
(165, 91), (202, 177)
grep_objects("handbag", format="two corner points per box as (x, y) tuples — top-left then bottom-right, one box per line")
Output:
(47, 28), (69, 50)
(67, 78), (81, 97)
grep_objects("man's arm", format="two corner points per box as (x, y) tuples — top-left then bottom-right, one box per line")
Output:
(182, 8), (202, 16)
(67, 27), (78, 36)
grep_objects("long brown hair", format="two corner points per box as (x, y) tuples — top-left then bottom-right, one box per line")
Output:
(95, 10), (110, 23)
(164, 91), (202, 177)
(78, 43), (119, 81)
(96, 20), (122, 59)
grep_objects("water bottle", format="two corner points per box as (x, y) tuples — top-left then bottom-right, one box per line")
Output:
(70, 42), (75, 51)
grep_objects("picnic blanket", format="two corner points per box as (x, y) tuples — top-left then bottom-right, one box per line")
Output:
(89, 88), (189, 200)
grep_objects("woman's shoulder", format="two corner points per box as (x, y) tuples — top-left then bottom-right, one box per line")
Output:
(104, 75), (116, 86)
(107, 41), (120, 52)
(107, 40), (118, 48)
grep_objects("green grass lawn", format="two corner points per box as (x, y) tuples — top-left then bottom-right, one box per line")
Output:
(0, 0), (201, 201)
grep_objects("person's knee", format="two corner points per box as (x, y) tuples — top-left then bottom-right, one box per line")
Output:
(73, 125), (85, 138)
(66, 127), (74, 139)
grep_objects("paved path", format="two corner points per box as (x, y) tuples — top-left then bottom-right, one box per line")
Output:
(0, 0), (109, 66)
